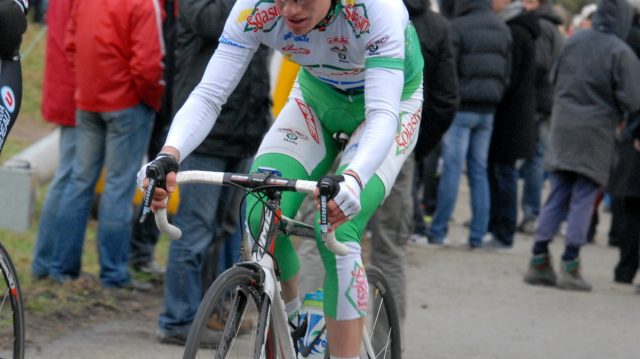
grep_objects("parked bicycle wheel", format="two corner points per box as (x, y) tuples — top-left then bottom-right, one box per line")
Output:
(0, 241), (25, 359)
(183, 265), (276, 359)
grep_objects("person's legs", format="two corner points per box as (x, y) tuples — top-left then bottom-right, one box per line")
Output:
(429, 113), (472, 243)
(369, 158), (413, 329)
(488, 159), (518, 246)
(614, 197), (640, 284)
(32, 126), (76, 278)
(563, 174), (600, 251)
(49, 111), (106, 282)
(158, 153), (243, 337)
(556, 173), (600, 291)
(519, 119), (548, 232)
(421, 144), (442, 216)
(466, 113), (493, 247)
(533, 171), (573, 249)
(98, 104), (154, 287)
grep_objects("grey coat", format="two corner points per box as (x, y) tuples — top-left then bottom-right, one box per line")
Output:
(546, 0), (640, 187)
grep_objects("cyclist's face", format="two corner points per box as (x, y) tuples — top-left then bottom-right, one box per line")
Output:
(277, 0), (332, 35)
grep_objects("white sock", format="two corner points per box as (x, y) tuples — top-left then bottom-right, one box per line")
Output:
(285, 297), (300, 322)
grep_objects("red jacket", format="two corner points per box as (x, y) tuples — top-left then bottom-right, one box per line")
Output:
(65, 0), (165, 112)
(42, 0), (76, 126)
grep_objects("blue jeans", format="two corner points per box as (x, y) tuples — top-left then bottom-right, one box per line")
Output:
(520, 119), (549, 219)
(430, 111), (494, 246)
(488, 160), (518, 246)
(159, 153), (247, 336)
(48, 104), (154, 287)
(32, 126), (77, 278)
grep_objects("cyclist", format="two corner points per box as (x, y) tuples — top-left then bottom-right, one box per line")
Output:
(0, 0), (28, 152)
(141, 0), (423, 356)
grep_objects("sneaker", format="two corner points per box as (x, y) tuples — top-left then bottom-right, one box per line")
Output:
(482, 238), (513, 251)
(557, 259), (592, 292)
(517, 218), (536, 235)
(105, 279), (153, 292)
(157, 327), (222, 348)
(408, 233), (429, 247)
(132, 261), (165, 276)
(524, 253), (557, 286)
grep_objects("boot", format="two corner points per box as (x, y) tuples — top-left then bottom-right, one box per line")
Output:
(557, 258), (592, 292)
(524, 253), (557, 286)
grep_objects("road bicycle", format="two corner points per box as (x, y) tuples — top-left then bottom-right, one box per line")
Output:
(147, 168), (402, 358)
(0, 241), (25, 359)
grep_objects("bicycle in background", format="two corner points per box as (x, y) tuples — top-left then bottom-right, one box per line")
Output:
(0, 241), (25, 359)
(147, 168), (402, 358)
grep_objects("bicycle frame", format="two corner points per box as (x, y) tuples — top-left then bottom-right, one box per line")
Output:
(152, 170), (377, 358)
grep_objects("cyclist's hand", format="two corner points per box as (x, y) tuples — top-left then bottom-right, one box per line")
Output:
(137, 151), (179, 211)
(316, 172), (362, 230)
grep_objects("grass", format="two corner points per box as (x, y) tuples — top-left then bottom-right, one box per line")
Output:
(0, 21), (170, 318)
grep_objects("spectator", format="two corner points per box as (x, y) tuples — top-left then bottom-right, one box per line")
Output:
(406, 0), (459, 246)
(31, 0), (76, 280)
(518, 0), (565, 234)
(610, 4), (640, 287)
(375, 0), (458, 330)
(428, 0), (511, 248)
(43, 0), (165, 289)
(156, 0), (271, 346)
(486, 0), (540, 249)
(524, 0), (640, 292)
(130, 0), (178, 278)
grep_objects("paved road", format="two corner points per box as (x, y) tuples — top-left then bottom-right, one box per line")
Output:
(27, 184), (640, 358)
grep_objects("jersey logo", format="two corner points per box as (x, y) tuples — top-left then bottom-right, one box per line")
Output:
(395, 109), (421, 155)
(281, 44), (311, 55)
(366, 35), (389, 56)
(343, 3), (370, 38)
(243, 1), (281, 33)
(295, 99), (320, 144)
(1, 86), (16, 113)
(327, 37), (349, 46)
(344, 262), (368, 316)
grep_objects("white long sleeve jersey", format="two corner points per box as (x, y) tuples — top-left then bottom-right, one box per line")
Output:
(166, 0), (423, 184)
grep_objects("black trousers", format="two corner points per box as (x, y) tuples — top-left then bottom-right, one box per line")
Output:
(613, 196), (640, 284)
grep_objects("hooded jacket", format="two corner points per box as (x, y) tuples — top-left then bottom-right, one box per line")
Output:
(450, 0), (512, 113)
(489, 2), (540, 162)
(533, 3), (564, 116)
(403, 0), (459, 159)
(546, 0), (640, 187)
(173, 0), (271, 159)
(65, 0), (165, 112)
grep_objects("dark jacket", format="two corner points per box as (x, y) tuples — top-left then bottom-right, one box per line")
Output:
(404, 0), (459, 159)
(532, 3), (564, 117)
(450, 0), (512, 113)
(490, 5), (540, 163)
(608, 128), (640, 197)
(174, 0), (271, 159)
(546, 0), (640, 187)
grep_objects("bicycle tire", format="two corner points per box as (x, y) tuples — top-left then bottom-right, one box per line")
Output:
(183, 265), (275, 359)
(0, 241), (25, 359)
(364, 265), (401, 359)
(323, 265), (401, 359)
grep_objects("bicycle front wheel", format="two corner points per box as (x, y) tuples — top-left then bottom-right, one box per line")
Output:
(183, 265), (277, 359)
(363, 265), (401, 359)
(0, 242), (25, 359)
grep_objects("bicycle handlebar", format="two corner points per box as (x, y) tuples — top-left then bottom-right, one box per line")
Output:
(151, 170), (349, 256)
